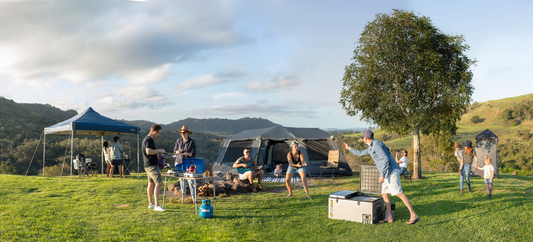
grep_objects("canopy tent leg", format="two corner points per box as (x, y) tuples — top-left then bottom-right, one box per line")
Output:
(70, 130), (74, 179)
(137, 133), (140, 179)
(101, 136), (104, 175)
(43, 132), (46, 176)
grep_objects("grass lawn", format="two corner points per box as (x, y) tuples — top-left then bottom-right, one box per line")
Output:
(1, 172), (532, 241)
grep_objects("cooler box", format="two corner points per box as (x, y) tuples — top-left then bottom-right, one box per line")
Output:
(328, 165), (391, 224)
(174, 158), (205, 173)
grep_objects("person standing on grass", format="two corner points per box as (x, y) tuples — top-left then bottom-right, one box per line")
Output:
(103, 141), (112, 177)
(459, 140), (477, 195)
(474, 156), (494, 199)
(143, 124), (167, 212)
(285, 142), (311, 199)
(342, 130), (419, 225)
(109, 136), (124, 178)
(174, 125), (199, 203)
(395, 150), (408, 175)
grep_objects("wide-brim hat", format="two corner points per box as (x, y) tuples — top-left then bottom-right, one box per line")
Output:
(462, 140), (473, 148)
(178, 125), (193, 134)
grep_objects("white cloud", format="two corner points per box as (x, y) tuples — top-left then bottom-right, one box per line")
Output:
(126, 64), (172, 84)
(212, 92), (245, 101)
(196, 101), (316, 118)
(0, 0), (251, 84)
(176, 74), (229, 89)
(245, 75), (300, 92)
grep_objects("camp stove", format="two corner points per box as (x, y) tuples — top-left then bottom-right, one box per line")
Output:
(328, 165), (392, 224)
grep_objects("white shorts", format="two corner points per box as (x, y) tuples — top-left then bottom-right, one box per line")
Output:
(239, 171), (253, 180)
(381, 169), (403, 196)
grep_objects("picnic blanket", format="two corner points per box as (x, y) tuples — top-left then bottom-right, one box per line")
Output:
(262, 176), (301, 183)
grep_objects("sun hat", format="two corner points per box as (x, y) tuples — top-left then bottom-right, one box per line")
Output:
(178, 125), (193, 134)
(454, 142), (461, 148)
(462, 140), (473, 148)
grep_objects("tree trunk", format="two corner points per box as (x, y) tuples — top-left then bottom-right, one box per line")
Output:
(412, 128), (422, 179)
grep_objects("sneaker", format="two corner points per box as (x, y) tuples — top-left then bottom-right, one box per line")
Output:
(148, 204), (155, 209)
(154, 205), (166, 212)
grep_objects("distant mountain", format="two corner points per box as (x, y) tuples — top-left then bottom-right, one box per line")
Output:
(0, 96), (77, 141)
(122, 117), (279, 135)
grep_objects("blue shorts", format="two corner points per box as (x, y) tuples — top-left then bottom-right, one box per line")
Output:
(484, 179), (493, 185)
(287, 166), (307, 175)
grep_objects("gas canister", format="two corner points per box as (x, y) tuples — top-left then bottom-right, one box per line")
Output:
(199, 199), (213, 218)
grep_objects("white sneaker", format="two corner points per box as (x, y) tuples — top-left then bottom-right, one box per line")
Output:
(148, 204), (155, 209)
(154, 205), (166, 212)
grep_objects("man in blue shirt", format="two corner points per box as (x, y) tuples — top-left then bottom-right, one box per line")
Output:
(342, 130), (420, 225)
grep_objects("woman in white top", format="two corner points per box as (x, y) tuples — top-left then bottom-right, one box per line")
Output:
(103, 141), (112, 177)
(395, 150), (408, 175)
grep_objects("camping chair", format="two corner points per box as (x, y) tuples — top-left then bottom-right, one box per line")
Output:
(85, 158), (98, 177)
(319, 150), (340, 178)
(123, 159), (132, 177)
(73, 158), (89, 178)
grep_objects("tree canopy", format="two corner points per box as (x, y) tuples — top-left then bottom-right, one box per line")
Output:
(340, 9), (475, 178)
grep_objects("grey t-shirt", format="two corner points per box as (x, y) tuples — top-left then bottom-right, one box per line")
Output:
(454, 148), (464, 160)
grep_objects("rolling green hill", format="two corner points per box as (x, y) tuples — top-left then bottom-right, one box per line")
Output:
(337, 93), (533, 175)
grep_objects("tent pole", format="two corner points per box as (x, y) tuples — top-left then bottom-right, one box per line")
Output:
(70, 130), (74, 179)
(101, 136), (104, 175)
(137, 133), (140, 179)
(43, 131), (46, 176)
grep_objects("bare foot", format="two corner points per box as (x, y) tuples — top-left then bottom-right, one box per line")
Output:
(285, 194), (293, 198)
(306, 195), (312, 199)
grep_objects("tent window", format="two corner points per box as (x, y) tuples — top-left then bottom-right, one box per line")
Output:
(221, 140), (253, 164)
(271, 142), (290, 165)
(303, 139), (331, 161)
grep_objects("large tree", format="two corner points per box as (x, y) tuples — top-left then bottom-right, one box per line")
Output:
(340, 9), (475, 179)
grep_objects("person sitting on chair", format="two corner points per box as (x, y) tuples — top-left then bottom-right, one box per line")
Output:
(233, 147), (265, 192)
(395, 150), (408, 175)
(109, 136), (124, 178)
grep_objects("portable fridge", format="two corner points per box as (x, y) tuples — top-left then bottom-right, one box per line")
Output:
(328, 165), (394, 224)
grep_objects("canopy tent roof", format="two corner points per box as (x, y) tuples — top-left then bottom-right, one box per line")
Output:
(44, 107), (139, 136)
(475, 129), (499, 145)
(227, 125), (332, 141)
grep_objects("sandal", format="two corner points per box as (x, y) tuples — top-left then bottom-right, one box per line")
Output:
(407, 217), (420, 225)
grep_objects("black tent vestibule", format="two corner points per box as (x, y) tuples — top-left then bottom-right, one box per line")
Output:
(43, 107), (140, 179)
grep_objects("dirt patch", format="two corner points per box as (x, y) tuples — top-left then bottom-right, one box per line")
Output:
(113, 204), (132, 208)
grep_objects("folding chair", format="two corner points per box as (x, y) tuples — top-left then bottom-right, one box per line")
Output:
(73, 158), (89, 178)
(320, 150), (340, 178)
(85, 158), (98, 177)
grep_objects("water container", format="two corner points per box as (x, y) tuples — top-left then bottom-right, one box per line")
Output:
(199, 199), (213, 219)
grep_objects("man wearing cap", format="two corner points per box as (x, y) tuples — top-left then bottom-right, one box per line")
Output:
(342, 130), (420, 225)
(174, 125), (199, 202)
(109, 136), (124, 178)
(143, 124), (167, 212)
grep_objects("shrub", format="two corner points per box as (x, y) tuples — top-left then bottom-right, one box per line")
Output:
(39, 164), (71, 176)
(0, 161), (18, 174)
(470, 115), (483, 123)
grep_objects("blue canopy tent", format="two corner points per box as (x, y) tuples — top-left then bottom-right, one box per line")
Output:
(43, 107), (140, 179)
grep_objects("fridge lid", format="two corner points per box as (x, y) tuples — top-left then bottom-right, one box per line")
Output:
(329, 190), (359, 199)
(360, 165), (382, 194)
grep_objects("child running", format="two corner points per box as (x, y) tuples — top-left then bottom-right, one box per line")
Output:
(474, 156), (495, 199)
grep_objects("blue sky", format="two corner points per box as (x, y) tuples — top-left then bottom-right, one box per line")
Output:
(0, 0), (531, 130)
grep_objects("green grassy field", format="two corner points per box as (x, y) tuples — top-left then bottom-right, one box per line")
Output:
(1, 173), (532, 241)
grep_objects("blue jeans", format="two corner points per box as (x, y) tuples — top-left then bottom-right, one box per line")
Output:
(460, 164), (471, 190)
(399, 167), (407, 175)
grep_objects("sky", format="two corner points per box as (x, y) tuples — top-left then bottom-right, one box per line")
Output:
(0, 0), (532, 130)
